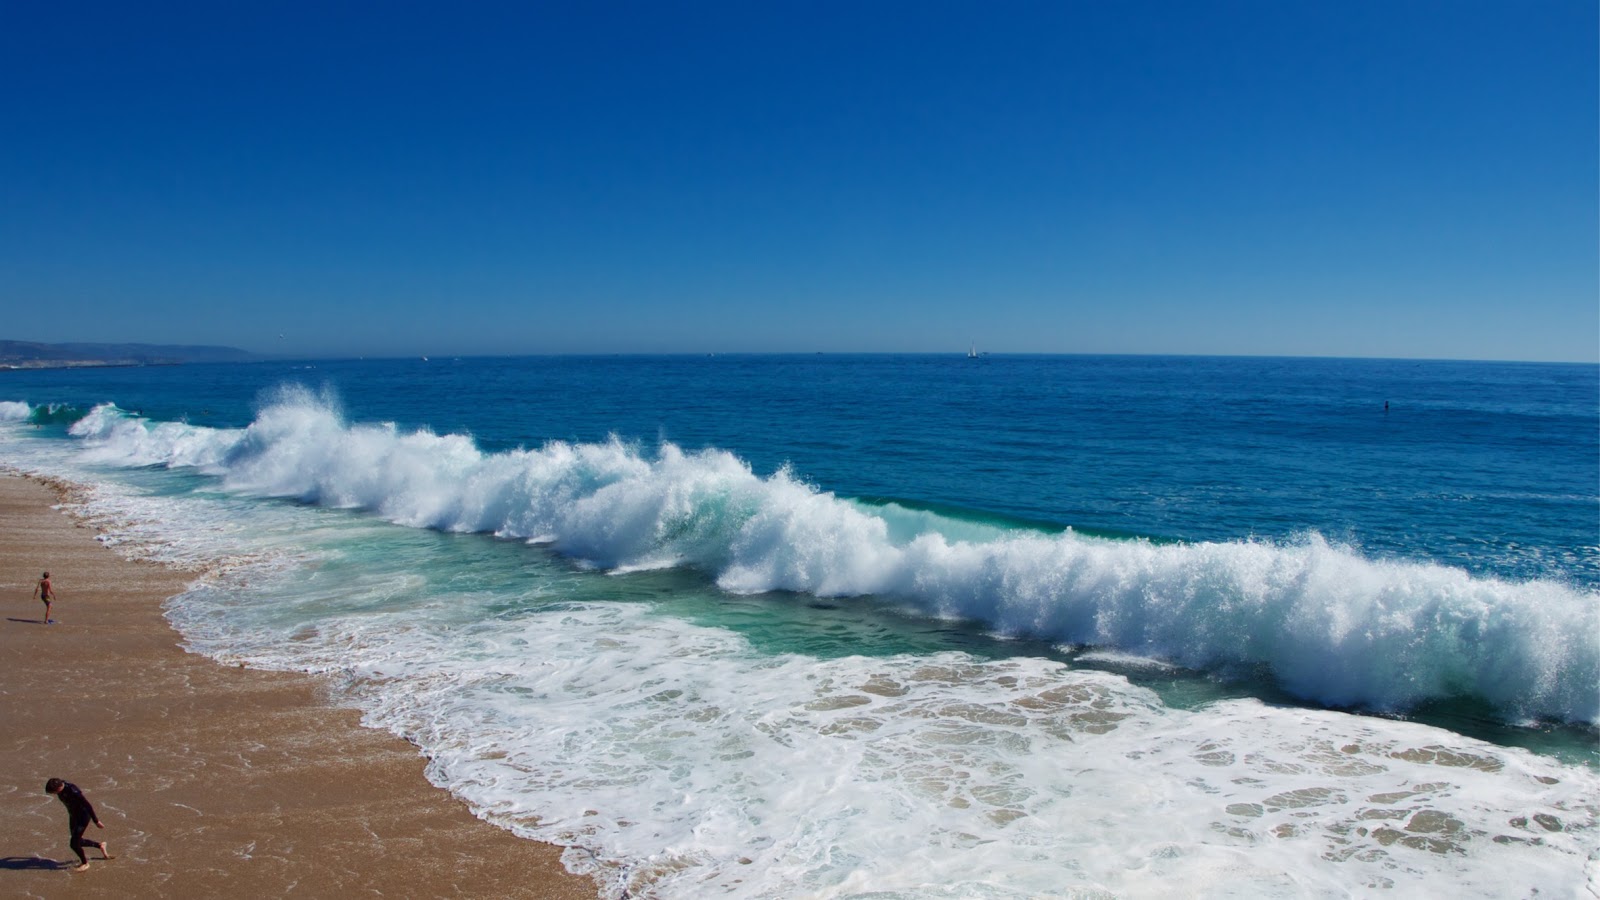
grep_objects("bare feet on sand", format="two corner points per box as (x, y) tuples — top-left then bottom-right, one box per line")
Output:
(73, 862), (90, 872)
(101, 844), (115, 860)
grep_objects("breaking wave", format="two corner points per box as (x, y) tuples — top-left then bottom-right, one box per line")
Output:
(39, 388), (1600, 725)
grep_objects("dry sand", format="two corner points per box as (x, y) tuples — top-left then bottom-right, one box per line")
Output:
(0, 474), (597, 899)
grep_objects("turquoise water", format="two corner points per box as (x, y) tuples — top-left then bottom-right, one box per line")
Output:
(1, 354), (1596, 898)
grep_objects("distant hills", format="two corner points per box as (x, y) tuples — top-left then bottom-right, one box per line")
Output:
(0, 340), (257, 368)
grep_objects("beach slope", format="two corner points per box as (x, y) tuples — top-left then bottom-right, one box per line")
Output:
(0, 475), (594, 898)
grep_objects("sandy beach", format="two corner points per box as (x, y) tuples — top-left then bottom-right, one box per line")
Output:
(0, 474), (596, 899)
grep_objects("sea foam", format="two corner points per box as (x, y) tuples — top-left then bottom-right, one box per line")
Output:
(174, 588), (1600, 899)
(53, 389), (1600, 725)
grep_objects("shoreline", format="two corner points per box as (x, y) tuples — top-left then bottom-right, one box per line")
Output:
(0, 473), (596, 898)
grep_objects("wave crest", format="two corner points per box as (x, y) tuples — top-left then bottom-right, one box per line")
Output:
(48, 388), (1600, 724)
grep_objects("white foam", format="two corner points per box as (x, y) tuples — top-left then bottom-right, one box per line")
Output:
(175, 596), (1600, 899)
(20, 391), (1600, 724)
(1074, 649), (1181, 671)
(69, 403), (242, 471)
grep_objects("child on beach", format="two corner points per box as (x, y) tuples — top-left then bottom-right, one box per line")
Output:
(33, 571), (54, 624)
(45, 778), (114, 871)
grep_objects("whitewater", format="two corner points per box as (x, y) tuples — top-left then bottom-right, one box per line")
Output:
(2, 354), (1597, 898)
(36, 391), (1599, 726)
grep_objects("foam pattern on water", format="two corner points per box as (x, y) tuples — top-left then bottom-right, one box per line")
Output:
(177, 600), (1600, 898)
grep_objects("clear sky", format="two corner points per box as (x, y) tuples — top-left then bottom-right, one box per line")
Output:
(2, 1), (1595, 361)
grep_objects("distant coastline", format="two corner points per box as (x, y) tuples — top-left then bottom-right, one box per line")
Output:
(0, 340), (255, 369)
(1, 359), (183, 370)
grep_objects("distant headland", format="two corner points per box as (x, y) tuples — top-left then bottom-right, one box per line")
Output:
(0, 340), (257, 369)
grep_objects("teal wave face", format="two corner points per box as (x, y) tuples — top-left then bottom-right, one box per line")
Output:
(0, 400), (88, 427)
(30, 402), (90, 425)
(851, 494), (1157, 542)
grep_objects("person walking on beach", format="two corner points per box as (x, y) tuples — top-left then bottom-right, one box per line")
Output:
(33, 571), (54, 624)
(44, 778), (114, 871)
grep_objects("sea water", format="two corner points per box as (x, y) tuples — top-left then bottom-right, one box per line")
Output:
(0, 354), (1595, 898)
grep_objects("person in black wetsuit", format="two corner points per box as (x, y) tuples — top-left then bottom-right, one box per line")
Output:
(44, 778), (114, 871)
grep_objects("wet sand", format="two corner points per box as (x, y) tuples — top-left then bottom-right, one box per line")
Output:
(0, 474), (597, 898)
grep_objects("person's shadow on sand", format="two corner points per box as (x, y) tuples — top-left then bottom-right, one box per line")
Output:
(5, 617), (48, 625)
(0, 856), (70, 870)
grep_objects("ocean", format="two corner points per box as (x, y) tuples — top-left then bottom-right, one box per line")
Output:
(1, 354), (1595, 898)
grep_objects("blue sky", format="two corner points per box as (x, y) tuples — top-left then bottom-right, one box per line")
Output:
(3, 1), (1595, 361)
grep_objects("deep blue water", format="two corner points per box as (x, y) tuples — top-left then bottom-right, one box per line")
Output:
(8, 354), (1596, 588)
